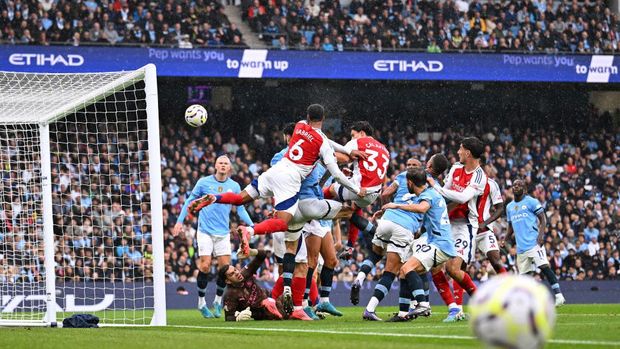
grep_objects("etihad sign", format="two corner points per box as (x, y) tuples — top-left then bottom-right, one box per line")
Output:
(9, 53), (84, 66)
(373, 60), (444, 72)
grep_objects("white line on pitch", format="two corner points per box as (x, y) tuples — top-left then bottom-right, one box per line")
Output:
(169, 325), (619, 346)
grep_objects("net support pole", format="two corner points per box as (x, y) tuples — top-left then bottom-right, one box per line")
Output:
(40, 122), (57, 327)
(144, 64), (166, 326)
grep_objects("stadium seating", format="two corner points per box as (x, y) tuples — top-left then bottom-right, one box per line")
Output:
(0, 0), (617, 52)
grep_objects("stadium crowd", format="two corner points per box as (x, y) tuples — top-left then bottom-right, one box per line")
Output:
(0, 0), (247, 48)
(0, 106), (618, 286)
(245, 0), (620, 52)
(0, 0), (618, 52)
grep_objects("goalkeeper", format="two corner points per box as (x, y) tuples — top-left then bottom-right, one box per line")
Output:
(218, 249), (284, 321)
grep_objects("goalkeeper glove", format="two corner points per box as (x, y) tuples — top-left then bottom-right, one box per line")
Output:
(234, 307), (252, 321)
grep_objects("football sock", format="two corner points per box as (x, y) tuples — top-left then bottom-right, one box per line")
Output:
(310, 278), (319, 306)
(305, 267), (315, 302)
(369, 271), (395, 310)
(541, 266), (562, 294)
(197, 271), (208, 299)
(322, 187), (334, 199)
(252, 218), (288, 235)
(350, 212), (375, 234)
(292, 276), (306, 307)
(282, 253), (295, 288)
(455, 271), (477, 296)
(399, 277), (411, 316)
(271, 276), (284, 299)
(347, 208), (363, 247)
(319, 267), (334, 302)
(432, 270), (455, 306)
(356, 251), (382, 284)
(214, 275), (226, 304)
(214, 192), (244, 205)
(405, 271), (426, 304)
(423, 276), (430, 303)
(452, 279), (464, 306)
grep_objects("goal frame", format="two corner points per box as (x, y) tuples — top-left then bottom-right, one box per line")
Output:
(0, 64), (166, 327)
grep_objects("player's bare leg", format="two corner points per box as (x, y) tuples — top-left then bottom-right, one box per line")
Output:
(189, 190), (254, 218)
(197, 255), (214, 318)
(486, 250), (507, 274)
(365, 252), (401, 321)
(352, 244), (384, 305)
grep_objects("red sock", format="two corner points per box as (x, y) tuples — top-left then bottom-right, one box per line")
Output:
(322, 186), (334, 200)
(347, 208), (363, 247)
(253, 218), (288, 235)
(309, 279), (319, 306)
(456, 272), (477, 296)
(292, 277), (306, 306)
(272, 276), (284, 299)
(215, 192), (244, 205)
(432, 270), (455, 306)
(452, 279), (464, 306)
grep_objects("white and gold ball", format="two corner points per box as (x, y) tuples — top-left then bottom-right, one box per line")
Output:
(185, 104), (208, 127)
(469, 274), (556, 349)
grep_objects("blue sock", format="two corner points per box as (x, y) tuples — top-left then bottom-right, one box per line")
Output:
(399, 278), (410, 312)
(405, 271), (426, 304)
(319, 267), (333, 298)
(197, 271), (208, 298)
(373, 271), (396, 302)
(282, 253), (295, 288)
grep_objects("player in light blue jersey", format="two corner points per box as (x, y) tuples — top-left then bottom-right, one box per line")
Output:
(502, 179), (565, 307)
(173, 155), (254, 318)
(384, 167), (473, 320)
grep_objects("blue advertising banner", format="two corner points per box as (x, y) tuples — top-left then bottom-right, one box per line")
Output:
(1, 45), (618, 83)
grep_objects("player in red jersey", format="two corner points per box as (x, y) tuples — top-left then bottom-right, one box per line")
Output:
(426, 137), (486, 322)
(324, 121), (390, 253)
(189, 104), (364, 242)
(189, 104), (365, 317)
(475, 162), (507, 275)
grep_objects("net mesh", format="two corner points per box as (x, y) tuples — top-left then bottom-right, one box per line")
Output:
(0, 71), (156, 325)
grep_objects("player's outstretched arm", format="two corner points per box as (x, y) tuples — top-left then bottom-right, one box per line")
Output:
(383, 200), (430, 214)
(501, 224), (514, 248)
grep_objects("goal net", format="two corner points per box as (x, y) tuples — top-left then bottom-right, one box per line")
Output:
(0, 65), (165, 327)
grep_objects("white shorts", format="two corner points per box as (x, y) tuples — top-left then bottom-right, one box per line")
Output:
(332, 182), (380, 208)
(197, 232), (231, 257)
(411, 234), (428, 254)
(272, 231), (307, 263)
(292, 198), (342, 225)
(411, 242), (451, 272)
(517, 246), (548, 274)
(302, 219), (330, 239)
(372, 219), (414, 263)
(452, 223), (477, 264)
(476, 230), (500, 255)
(244, 161), (302, 215)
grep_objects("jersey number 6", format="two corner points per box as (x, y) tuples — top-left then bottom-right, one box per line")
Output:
(289, 139), (305, 161)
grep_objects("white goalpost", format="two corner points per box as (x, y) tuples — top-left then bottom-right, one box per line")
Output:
(0, 64), (166, 327)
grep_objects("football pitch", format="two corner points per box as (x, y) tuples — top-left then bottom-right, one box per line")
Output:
(2, 305), (619, 349)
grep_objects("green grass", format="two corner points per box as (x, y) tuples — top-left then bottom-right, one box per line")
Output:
(1, 305), (619, 349)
